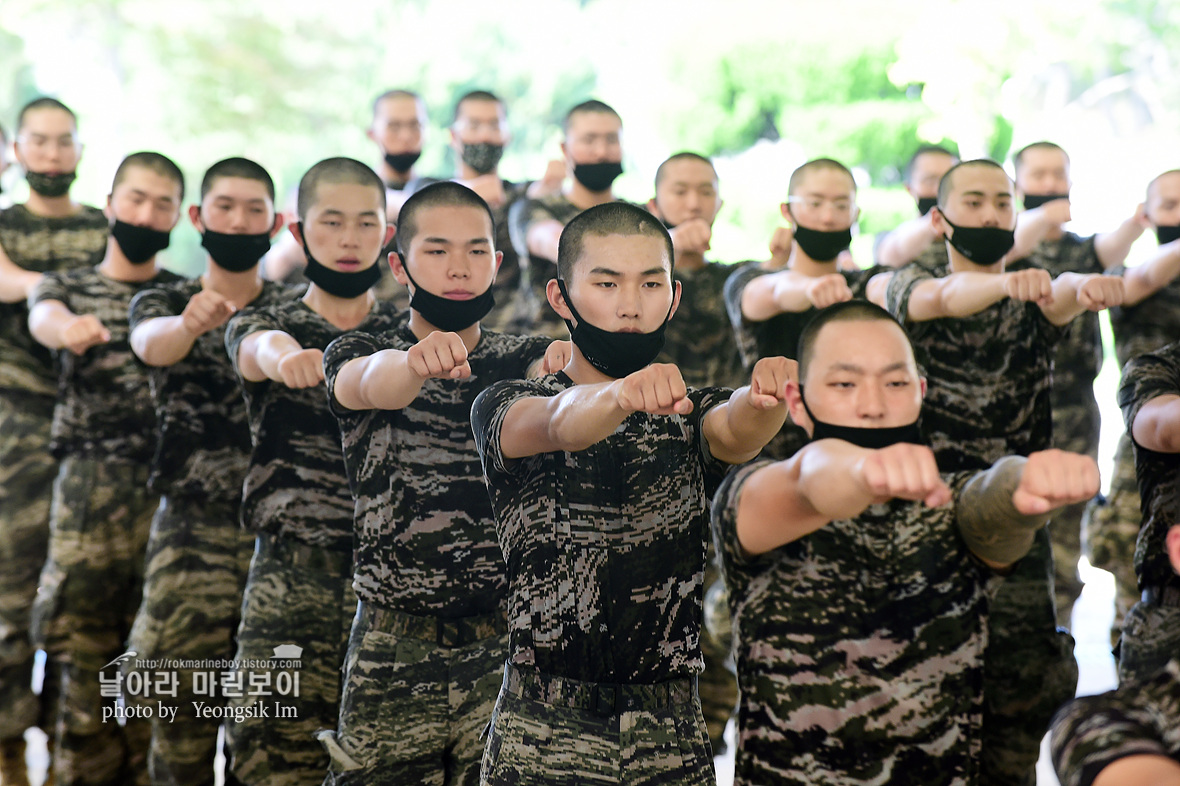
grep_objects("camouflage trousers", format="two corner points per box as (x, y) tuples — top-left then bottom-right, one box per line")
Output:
(1117, 598), (1180, 686)
(226, 535), (355, 786)
(1083, 433), (1142, 644)
(980, 528), (1079, 786)
(700, 559), (736, 755)
(123, 494), (255, 786)
(31, 455), (156, 786)
(0, 391), (56, 739)
(480, 664), (714, 786)
(1047, 398), (1100, 627)
(318, 601), (508, 786)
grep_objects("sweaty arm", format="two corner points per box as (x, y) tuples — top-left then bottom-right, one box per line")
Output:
(0, 244), (41, 304)
(701, 356), (791, 464)
(740, 270), (851, 320)
(1131, 393), (1180, 454)
(333, 331), (471, 411)
(236, 329), (323, 388)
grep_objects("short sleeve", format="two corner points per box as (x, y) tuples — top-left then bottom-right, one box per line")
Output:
(711, 459), (775, 575)
(1119, 345), (1180, 447)
(128, 285), (183, 332)
(690, 385), (737, 480)
(224, 304), (283, 384)
(884, 262), (935, 334)
(29, 270), (70, 309)
(471, 378), (544, 478)
(1051, 693), (1175, 786)
(323, 331), (384, 418)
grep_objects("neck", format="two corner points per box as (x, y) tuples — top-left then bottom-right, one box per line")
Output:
(457, 161), (496, 181)
(25, 191), (77, 219)
(407, 308), (482, 349)
(562, 344), (615, 386)
(98, 239), (160, 282)
(947, 244), (1004, 275)
(202, 262), (265, 307)
(565, 179), (613, 210)
(788, 246), (840, 277)
(378, 161), (413, 188)
(302, 284), (375, 330)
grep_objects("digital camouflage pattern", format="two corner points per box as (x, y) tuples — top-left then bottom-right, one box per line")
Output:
(713, 461), (996, 786)
(224, 297), (401, 553)
(1009, 234), (1105, 624)
(507, 193), (592, 338)
(480, 664), (714, 786)
(698, 552), (737, 756)
(129, 277), (299, 500)
(473, 375), (731, 684)
(0, 391), (55, 738)
(1116, 341), (1180, 684)
(226, 538), (356, 786)
(478, 178), (534, 334)
(30, 266), (182, 462)
(886, 261), (1077, 786)
(658, 262), (745, 390)
(34, 457), (155, 786)
(1051, 658), (1180, 786)
(325, 326), (549, 616)
(0, 203), (107, 396)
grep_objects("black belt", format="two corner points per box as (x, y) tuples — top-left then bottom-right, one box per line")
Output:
(1142, 585), (1180, 608)
(503, 662), (696, 717)
(358, 600), (507, 649)
(257, 533), (351, 574)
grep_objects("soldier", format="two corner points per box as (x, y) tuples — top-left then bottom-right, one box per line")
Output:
(1113, 337), (1180, 686)
(126, 157), (294, 786)
(727, 157), (884, 460)
(873, 144), (958, 268)
(508, 99), (626, 337)
(645, 151), (743, 755)
(223, 157), (402, 786)
(713, 300), (1100, 786)
(874, 158), (1124, 785)
(1050, 522), (1180, 786)
(317, 182), (556, 785)
(1089, 168), (1180, 648)
(27, 151), (185, 786)
(472, 202), (791, 785)
(1007, 141), (1144, 627)
(0, 96), (108, 781)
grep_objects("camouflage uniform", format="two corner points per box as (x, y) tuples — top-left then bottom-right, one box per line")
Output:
(1050, 658), (1180, 786)
(713, 461), (1014, 785)
(472, 378), (732, 785)
(1009, 233), (1104, 627)
(1087, 270), (1180, 645)
(223, 298), (400, 786)
(1115, 342), (1180, 686)
(0, 203), (107, 739)
(124, 278), (298, 786)
(886, 261), (1077, 786)
(722, 261), (886, 461)
(29, 265), (181, 786)
(317, 326), (548, 785)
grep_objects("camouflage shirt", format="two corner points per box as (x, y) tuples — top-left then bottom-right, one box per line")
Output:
(1109, 262), (1180, 369)
(0, 203), (108, 396)
(886, 260), (1066, 472)
(714, 461), (995, 786)
(1051, 659), (1180, 786)
(1117, 341), (1180, 591)
(658, 261), (745, 390)
(324, 325), (550, 617)
(1009, 233), (1104, 405)
(129, 277), (300, 502)
(722, 261), (766, 375)
(225, 297), (401, 552)
(30, 266), (181, 462)
(472, 375), (731, 684)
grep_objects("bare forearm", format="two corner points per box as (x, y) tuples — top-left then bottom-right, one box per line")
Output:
(909, 273), (1007, 321)
(1094, 217), (1146, 270)
(1040, 272), (1085, 325)
(131, 316), (198, 367)
(526, 221), (562, 262)
(1123, 246), (1180, 306)
(741, 273), (807, 320)
(957, 456), (1046, 566)
(27, 301), (74, 349)
(545, 381), (630, 452)
(338, 351), (425, 411)
(1011, 210), (1054, 260)
(248, 331), (302, 382)
(796, 441), (879, 521)
(708, 387), (787, 464)
(0, 269), (41, 304)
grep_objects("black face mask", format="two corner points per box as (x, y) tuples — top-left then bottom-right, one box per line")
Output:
(460, 142), (504, 175)
(111, 219), (170, 265)
(384, 150), (421, 174)
(1022, 193), (1070, 211)
(26, 170), (77, 198)
(298, 224), (382, 299)
(556, 278), (670, 379)
(1156, 224), (1180, 245)
(201, 229), (272, 273)
(941, 215), (1014, 266)
(572, 161), (623, 193)
(793, 225), (852, 261)
(400, 255), (495, 332)
(917, 196), (938, 217)
(799, 386), (923, 449)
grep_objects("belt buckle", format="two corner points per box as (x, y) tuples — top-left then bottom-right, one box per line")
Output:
(592, 684), (618, 716)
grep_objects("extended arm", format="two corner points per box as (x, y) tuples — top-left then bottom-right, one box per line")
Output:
(701, 356), (791, 464)
(1131, 393), (1180, 453)
(0, 244), (42, 304)
(875, 214), (940, 268)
